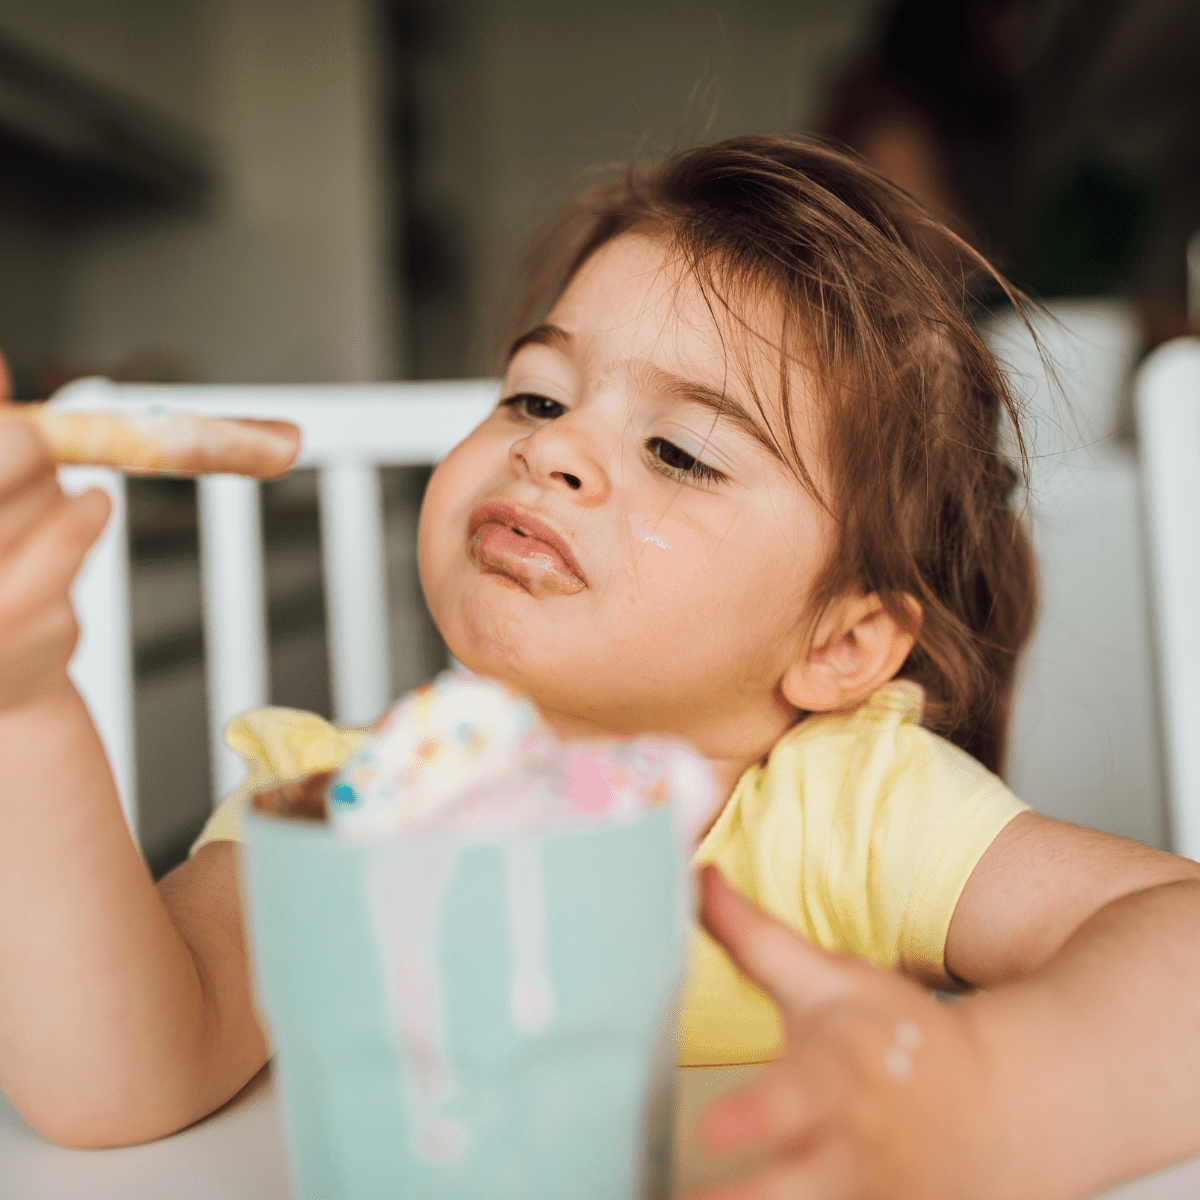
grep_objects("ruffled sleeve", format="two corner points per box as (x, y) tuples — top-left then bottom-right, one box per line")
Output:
(190, 707), (369, 853)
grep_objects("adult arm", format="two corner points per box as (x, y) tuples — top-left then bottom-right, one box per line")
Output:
(944, 811), (1200, 1196)
(693, 815), (1200, 1199)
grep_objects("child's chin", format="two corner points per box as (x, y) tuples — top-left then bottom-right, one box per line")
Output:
(447, 594), (531, 673)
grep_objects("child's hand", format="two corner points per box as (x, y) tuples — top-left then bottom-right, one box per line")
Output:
(694, 865), (997, 1200)
(0, 409), (111, 711)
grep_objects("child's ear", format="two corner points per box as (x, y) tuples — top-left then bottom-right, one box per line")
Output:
(780, 594), (921, 713)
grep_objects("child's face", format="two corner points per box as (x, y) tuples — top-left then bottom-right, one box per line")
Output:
(418, 234), (831, 763)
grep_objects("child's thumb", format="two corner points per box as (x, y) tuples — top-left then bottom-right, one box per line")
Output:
(699, 863), (854, 1016)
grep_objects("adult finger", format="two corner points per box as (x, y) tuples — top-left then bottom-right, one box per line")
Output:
(700, 865), (854, 1016)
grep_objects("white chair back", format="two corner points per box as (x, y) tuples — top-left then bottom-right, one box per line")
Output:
(978, 300), (1167, 849)
(980, 297), (1143, 480)
(52, 378), (499, 841)
(1136, 338), (1200, 861)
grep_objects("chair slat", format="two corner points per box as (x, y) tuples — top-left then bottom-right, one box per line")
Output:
(1137, 338), (1200, 860)
(61, 465), (137, 835)
(319, 464), (392, 725)
(198, 476), (269, 800)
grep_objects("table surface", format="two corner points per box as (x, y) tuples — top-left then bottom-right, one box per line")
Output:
(3, 1064), (1200, 1199)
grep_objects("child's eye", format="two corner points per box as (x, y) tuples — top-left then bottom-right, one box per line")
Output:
(646, 437), (725, 485)
(501, 392), (567, 421)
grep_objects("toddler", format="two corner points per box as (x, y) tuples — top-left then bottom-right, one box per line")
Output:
(2, 136), (1199, 1200)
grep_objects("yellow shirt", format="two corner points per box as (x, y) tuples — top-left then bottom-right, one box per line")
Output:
(682, 681), (1026, 1064)
(193, 707), (370, 845)
(194, 681), (1026, 1068)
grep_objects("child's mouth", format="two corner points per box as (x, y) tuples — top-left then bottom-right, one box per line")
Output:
(467, 501), (587, 597)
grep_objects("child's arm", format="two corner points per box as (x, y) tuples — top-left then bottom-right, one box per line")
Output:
(694, 821), (1200, 1200)
(0, 415), (268, 1147)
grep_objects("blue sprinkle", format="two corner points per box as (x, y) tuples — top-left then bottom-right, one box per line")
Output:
(329, 782), (360, 809)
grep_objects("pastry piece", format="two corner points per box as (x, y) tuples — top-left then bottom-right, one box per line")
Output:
(26, 408), (300, 479)
(252, 769), (334, 821)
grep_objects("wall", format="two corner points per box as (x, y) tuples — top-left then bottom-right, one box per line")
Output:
(0, 0), (398, 384)
(401, 0), (881, 375)
(0, 0), (209, 127)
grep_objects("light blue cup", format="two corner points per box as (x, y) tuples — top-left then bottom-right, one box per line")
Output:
(240, 803), (688, 1200)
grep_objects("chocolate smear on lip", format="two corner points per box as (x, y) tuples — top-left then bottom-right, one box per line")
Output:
(252, 770), (333, 821)
(469, 522), (586, 597)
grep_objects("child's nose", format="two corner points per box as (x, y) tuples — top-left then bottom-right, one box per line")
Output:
(509, 422), (610, 505)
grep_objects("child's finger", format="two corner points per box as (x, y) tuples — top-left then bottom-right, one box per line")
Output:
(0, 418), (69, 559)
(0, 414), (55, 502)
(0, 488), (111, 602)
(699, 865), (854, 1016)
(0, 490), (109, 707)
(43, 488), (113, 582)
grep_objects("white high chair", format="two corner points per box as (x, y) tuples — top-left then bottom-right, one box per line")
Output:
(53, 377), (499, 843)
(1136, 337), (1200, 862)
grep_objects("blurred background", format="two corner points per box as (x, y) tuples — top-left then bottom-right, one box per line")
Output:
(0, 0), (1194, 874)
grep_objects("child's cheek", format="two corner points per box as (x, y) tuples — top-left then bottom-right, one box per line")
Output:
(628, 514), (677, 551)
(621, 508), (775, 633)
(415, 465), (453, 595)
(622, 513), (705, 599)
(419, 433), (496, 561)
(417, 443), (485, 623)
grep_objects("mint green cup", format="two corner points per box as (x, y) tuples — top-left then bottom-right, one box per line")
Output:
(240, 803), (689, 1199)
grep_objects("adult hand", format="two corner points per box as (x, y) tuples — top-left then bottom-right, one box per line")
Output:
(0, 375), (111, 711)
(693, 865), (999, 1200)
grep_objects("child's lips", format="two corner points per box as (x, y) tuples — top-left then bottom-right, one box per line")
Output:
(467, 501), (587, 597)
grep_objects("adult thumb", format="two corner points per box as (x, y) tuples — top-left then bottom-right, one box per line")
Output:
(699, 864), (853, 1016)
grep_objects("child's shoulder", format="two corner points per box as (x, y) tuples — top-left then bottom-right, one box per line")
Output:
(773, 680), (995, 780)
(738, 679), (1017, 823)
(698, 683), (1028, 971)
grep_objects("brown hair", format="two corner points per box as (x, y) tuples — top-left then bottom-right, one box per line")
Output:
(507, 135), (1036, 776)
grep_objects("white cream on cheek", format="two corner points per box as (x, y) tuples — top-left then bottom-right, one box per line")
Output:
(628, 515), (673, 550)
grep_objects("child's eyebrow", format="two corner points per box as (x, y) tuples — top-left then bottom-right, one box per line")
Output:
(504, 327), (784, 463)
(643, 363), (784, 463)
(506, 323), (573, 361)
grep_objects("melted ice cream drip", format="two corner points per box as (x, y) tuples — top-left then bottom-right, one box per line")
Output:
(366, 843), (468, 1164)
(505, 839), (555, 1034)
